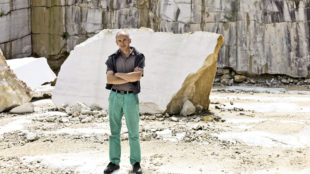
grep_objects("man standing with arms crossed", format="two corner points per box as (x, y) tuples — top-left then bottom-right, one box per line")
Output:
(104, 31), (144, 174)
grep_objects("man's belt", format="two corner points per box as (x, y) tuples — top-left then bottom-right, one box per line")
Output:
(112, 89), (133, 94)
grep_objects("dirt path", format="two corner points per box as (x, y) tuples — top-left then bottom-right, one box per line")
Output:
(0, 87), (310, 174)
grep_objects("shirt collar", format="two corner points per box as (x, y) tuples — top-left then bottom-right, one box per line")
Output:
(115, 47), (137, 57)
(120, 48), (135, 57)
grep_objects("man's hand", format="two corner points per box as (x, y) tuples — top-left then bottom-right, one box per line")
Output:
(106, 71), (128, 84)
(134, 67), (143, 72)
(115, 67), (143, 82)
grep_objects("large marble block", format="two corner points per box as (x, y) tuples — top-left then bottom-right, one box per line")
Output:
(52, 28), (223, 114)
(0, 49), (32, 112)
(7, 57), (56, 90)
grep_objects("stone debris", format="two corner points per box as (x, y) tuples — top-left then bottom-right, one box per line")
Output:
(81, 116), (94, 123)
(223, 69), (231, 75)
(89, 104), (103, 111)
(221, 74), (232, 80)
(59, 117), (69, 123)
(215, 67), (310, 88)
(60, 102), (107, 118)
(1, 130), (39, 147)
(234, 75), (247, 83)
(170, 116), (179, 122)
(25, 132), (38, 142)
(201, 116), (214, 122)
(9, 103), (34, 114)
(29, 103), (110, 126)
(180, 100), (196, 116)
(0, 157), (74, 174)
(140, 102), (163, 114)
(32, 112), (68, 122)
(221, 78), (234, 86)
(195, 104), (204, 114)
(31, 84), (54, 101)
(0, 49), (32, 112)
(230, 100), (234, 105)
(3, 103), (226, 148)
(71, 102), (91, 114)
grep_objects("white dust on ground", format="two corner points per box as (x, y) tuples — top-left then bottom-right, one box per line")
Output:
(0, 86), (310, 173)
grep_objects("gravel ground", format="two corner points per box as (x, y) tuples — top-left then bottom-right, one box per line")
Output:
(0, 86), (310, 174)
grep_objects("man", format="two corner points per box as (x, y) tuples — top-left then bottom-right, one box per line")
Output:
(104, 31), (145, 174)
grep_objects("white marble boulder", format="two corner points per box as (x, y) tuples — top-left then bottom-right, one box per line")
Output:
(0, 49), (32, 112)
(53, 28), (224, 114)
(7, 57), (56, 90)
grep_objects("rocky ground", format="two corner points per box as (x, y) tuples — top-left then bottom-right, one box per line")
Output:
(0, 84), (310, 174)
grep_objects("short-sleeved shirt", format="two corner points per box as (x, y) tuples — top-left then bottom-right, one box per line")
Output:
(111, 50), (136, 91)
(106, 47), (145, 94)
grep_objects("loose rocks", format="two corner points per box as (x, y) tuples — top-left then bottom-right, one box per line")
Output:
(9, 103), (34, 114)
(180, 100), (196, 116)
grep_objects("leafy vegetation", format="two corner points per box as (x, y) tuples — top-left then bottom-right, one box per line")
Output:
(0, 10), (5, 17)
(61, 32), (69, 39)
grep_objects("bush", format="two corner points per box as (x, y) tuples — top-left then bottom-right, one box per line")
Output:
(0, 10), (5, 17)
(61, 32), (69, 39)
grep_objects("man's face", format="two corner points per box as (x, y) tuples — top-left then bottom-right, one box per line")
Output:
(116, 34), (131, 51)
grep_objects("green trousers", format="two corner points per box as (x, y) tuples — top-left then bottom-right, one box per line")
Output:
(108, 91), (141, 165)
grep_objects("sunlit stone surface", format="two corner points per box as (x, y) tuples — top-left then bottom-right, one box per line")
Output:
(0, 49), (32, 112)
(53, 28), (223, 114)
(7, 57), (56, 90)
(1, 1), (309, 77)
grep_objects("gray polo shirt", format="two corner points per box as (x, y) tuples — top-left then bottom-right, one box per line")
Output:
(111, 50), (136, 91)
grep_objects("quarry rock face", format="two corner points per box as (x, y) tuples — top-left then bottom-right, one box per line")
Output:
(0, 49), (32, 112)
(52, 29), (223, 114)
(0, 0), (31, 59)
(0, 0), (309, 77)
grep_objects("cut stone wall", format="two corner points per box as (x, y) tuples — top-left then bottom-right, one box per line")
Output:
(0, 0), (309, 77)
(0, 0), (31, 59)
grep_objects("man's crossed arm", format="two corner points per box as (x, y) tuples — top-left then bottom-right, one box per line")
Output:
(107, 67), (143, 84)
